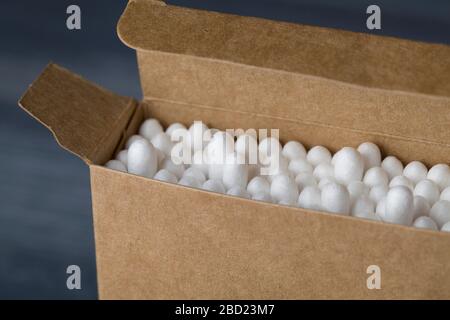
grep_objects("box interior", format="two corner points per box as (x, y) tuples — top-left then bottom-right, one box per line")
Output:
(113, 0), (450, 167)
(113, 97), (450, 169)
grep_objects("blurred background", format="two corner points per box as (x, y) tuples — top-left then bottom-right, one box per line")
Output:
(0, 0), (449, 299)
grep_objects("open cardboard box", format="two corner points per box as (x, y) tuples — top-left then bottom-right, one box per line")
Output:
(19, 0), (450, 299)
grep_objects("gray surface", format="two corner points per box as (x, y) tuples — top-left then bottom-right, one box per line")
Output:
(0, 0), (449, 299)
(0, 0), (139, 299)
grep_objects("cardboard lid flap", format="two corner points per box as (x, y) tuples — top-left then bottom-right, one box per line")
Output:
(118, 0), (450, 98)
(18, 63), (136, 164)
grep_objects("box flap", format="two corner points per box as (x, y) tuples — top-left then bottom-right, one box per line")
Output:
(118, 0), (450, 97)
(19, 63), (136, 164)
(118, 0), (450, 151)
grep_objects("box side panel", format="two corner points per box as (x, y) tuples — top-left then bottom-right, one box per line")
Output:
(142, 99), (450, 166)
(91, 166), (450, 299)
(137, 51), (450, 150)
(119, 0), (450, 97)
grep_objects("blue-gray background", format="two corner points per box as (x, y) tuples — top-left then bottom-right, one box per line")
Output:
(0, 0), (449, 299)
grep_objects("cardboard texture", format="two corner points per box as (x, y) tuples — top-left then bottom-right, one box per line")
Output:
(19, 0), (450, 299)
(19, 63), (136, 165)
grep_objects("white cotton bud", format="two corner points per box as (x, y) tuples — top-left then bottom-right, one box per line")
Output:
(183, 167), (206, 184)
(295, 172), (317, 192)
(170, 141), (191, 165)
(384, 186), (414, 225)
(139, 118), (163, 141)
(207, 128), (220, 137)
(191, 149), (210, 178)
(403, 161), (428, 185)
(155, 148), (166, 166)
(161, 158), (185, 179)
(235, 133), (258, 159)
(223, 153), (249, 190)
(429, 200), (450, 229)
(318, 177), (337, 190)
(352, 197), (382, 221)
(333, 147), (364, 185)
(441, 187), (450, 202)
(413, 216), (438, 231)
(258, 137), (281, 161)
(247, 176), (270, 197)
(151, 132), (173, 156)
(427, 164), (450, 190)
(188, 121), (210, 152)
(414, 179), (440, 205)
(357, 142), (381, 170)
(178, 175), (201, 188)
(170, 127), (190, 146)
(369, 184), (388, 204)
(298, 186), (322, 211)
(389, 175), (414, 191)
(282, 141), (306, 160)
(125, 134), (146, 149)
(270, 174), (299, 205)
(202, 129), (217, 149)
(412, 195), (431, 220)
(252, 193), (273, 203)
(153, 169), (177, 184)
(115, 149), (128, 167)
(105, 160), (127, 172)
(307, 146), (331, 167)
(127, 139), (158, 178)
(363, 167), (389, 188)
(313, 163), (334, 181)
(207, 131), (235, 161)
(321, 182), (350, 215)
(441, 221), (450, 232)
(207, 132), (234, 181)
(166, 123), (187, 141)
(351, 195), (375, 216)
(347, 181), (370, 205)
(202, 179), (226, 194)
(381, 156), (403, 180)
(376, 196), (387, 220)
(262, 155), (289, 180)
(288, 158), (313, 175)
(227, 186), (251, 199)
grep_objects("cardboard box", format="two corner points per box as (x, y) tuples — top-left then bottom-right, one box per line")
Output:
(19, 0), (450, 299)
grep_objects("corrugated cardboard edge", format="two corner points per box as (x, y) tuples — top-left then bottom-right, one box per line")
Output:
(18, 63), (137, 164)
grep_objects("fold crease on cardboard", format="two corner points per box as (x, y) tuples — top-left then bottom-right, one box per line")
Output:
(18, 63), (137, 164)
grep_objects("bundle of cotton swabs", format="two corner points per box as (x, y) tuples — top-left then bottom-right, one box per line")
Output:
(105, 118), (450, 232)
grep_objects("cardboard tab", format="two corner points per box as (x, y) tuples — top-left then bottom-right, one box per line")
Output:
(118, 0), (450, 97)
(19, 63), (136, 164)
